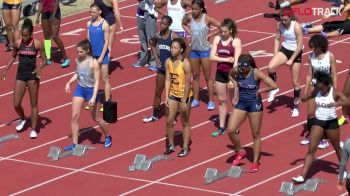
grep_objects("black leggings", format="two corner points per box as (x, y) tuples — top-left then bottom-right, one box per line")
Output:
(347, 179), (350, 194)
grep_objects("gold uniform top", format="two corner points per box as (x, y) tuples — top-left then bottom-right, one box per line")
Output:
(168, 58), (193, 98)
(4, 0), (22, 4)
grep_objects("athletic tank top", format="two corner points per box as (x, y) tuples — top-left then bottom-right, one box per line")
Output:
(42, 0), (55, 13)
(190, 14), (210, 51)
(3, 0), (22, 4)
(310, 51), (331, 82)
(89, 19), (106, 57)
(168, 57), (193, 98)
(158, 31), (172, 70)
(280, 20), (297, 51)
(18, 39), (37, 74)
(76, 57), (95, 88)
(315, 87), (337, 121)
(216, 38), (234, 73)
(167, 0), (186, 32)
(237, 68), (260, 101)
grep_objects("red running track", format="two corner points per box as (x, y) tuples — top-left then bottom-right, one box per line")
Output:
(0, 0), (350, 195)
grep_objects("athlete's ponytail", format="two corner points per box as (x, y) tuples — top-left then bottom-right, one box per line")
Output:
(22, 18), (34, 34)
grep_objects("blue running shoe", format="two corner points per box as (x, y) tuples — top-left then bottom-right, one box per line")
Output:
(61, 58), (70, 68)
(148, 64), (158, 71)
(207, 101), (215, 110)
(132, 62), (143, 68)
(104, 136), (112, 148)
(191, 99), (199, 108)
(46, 59), (52, 65)
(64, 143), (76, 151)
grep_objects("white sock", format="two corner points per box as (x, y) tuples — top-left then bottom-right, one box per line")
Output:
(280, 0), (290, 8)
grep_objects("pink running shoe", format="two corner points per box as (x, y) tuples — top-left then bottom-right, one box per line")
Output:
(232, 150), (247, 166)
(250, 163), (260, 173)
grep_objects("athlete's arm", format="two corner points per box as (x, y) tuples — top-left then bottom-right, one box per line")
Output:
(329, 52), (337, 89)
(1, 41), (19, 80)
(255, 68), (278, 94)
(182, 13), (192, 34)
(274, 23), (281, 55)
(99, 21), (110, 64)
(181, 57), (192, 102)
(89, 59), (101, 106)
(165, 58), (171, 106)
(304, 57), (312, 94)
(112, 0), (124, 31)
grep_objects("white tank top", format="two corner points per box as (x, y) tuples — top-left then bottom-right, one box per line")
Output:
(280, 20), (298, 51)
(315, 87), (337, 121)
(167, 0), (186, 32)
(310, 51), (331, 84)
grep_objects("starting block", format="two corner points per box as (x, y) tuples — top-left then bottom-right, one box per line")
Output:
(204, 166), (242, 184)
(279, 178), (325, 195)
(0, 134), (20, 146)
(128, 154), (171, 171)
(47, 144), (94, 161)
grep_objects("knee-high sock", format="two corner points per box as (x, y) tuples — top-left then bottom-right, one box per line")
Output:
(44, 39), (51, 60)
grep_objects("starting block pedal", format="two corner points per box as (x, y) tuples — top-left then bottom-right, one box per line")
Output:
(204, 166), (242, 184)
(128, 154), (171, 172)
(0, 134), (20, 146)
(279, 178), (325, 195)
(47, 144), (93, 161)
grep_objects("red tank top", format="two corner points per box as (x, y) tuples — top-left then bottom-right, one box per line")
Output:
(217, 38), (235, 73)
(42, 0), (55, 13)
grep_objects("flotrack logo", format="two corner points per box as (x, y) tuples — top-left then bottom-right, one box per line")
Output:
(292, 7), (342, 16)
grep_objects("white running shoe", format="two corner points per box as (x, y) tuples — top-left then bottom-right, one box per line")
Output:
(340, 141), (344, 148)
(16, 119), (27, 131)
(291, 108), (300, 118)
(292, 175), (305, 183)
(30, 130), (37, 139)
(300, 138), (309, 145)
(267, 88), (280, 102)
(142, 116), (158, 123)
(318, 139), (329, 149)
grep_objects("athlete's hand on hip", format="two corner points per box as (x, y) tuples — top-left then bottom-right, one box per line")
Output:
(65, 83), (71, 93)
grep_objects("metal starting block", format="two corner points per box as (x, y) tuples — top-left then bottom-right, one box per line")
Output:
(47, 144), (94, 161)
(279, 178), (325, 195)
(0, 134), (20, 146)
(128, 154), (171, 171)
(204, 166), (242, 184)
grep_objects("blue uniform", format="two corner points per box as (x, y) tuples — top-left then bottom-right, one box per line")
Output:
(157, 31), (172, 74)
(235, 68), (263, 112)
(89, 19), (109, 65)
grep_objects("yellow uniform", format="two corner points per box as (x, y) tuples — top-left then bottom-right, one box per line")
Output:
(168, 58), (192, 98)
(3, 0), (22, 5)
